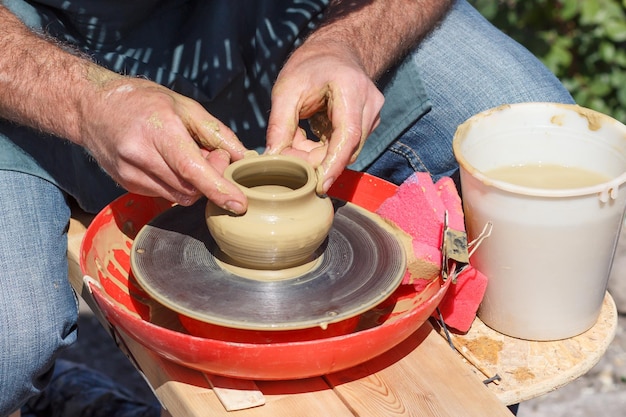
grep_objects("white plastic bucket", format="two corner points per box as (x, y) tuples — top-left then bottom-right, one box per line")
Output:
(453, 103), (626, 340)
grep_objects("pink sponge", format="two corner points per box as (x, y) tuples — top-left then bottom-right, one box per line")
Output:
(377, 172), (446, 248)
(436, 176), (464, 232)
(376, 173), (444, 284)
(376, 172), (488, 333)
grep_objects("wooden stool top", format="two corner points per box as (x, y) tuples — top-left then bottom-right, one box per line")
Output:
(443, 293), (617, 405)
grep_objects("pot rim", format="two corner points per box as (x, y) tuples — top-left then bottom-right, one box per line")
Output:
(225, 154), (318, 201)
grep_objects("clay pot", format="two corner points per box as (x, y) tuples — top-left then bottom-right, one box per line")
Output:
(206, 154), (334, 270)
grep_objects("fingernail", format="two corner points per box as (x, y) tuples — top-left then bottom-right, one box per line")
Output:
(176, 194), (195, 207)
(322, 177), (335, 194)
(224, 200), (245, 214)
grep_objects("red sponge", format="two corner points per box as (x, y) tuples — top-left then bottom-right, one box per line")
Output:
(436, 266), (488, 332)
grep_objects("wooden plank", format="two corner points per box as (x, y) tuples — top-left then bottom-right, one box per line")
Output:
(326, 322), (514, 417)
(121, 333), (355, 417)
(121, 333), (221, 417)
(67, 215), (90, 290)
(251, 379), (355, 417)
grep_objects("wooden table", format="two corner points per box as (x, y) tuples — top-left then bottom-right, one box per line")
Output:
(66, 213), (617, 417)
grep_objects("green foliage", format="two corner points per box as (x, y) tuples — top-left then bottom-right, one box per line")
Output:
(470, 0), (626, 123)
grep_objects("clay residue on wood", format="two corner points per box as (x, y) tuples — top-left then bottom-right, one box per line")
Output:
(510, 367), (536, 382)
(458, 336), (503, 365)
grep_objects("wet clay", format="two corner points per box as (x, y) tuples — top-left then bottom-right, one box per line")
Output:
(572, 105), (604, 131)
(206, 154), (335, 274)
(214, 251), (324, 281)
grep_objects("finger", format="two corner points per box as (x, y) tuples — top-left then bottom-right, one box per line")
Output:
(287, 128), (325, 153)
(269, 124), (328, 167)
(115, 162), (202, 207)
(317, 88), (384, 194)
(205, 148), (231, 174)
(278, 142), (328, 168)
(265, 82), (303, 155)
(185, 103), (247, 159)
(315, 100), (363, 194)
(181, 154), (248, 213)
(159, 135), (248, 213)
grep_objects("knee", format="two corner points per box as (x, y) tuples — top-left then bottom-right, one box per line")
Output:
(0, 291), (78, 415)
(0, 170), (78, 413)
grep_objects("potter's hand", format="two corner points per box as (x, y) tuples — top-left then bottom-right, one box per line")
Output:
(81, 74), (248, 213)
(265, 0), (455, 195)
(0, 6), (248, 212)
(265, 38), (384, 194)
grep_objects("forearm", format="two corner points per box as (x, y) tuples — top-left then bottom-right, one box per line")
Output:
(0, 5), (121, 144)
(308, 0), (453, 79)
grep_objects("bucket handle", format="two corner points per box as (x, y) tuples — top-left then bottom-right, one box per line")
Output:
(599, 176), (626, 203)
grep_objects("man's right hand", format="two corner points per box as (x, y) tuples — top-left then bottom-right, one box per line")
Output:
(79, 71), (249, 212)
(0, 5), (248, 213)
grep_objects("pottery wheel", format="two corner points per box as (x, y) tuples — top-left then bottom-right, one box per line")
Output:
(130, 198), (406, 331)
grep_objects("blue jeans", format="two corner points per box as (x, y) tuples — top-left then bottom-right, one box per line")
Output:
(0, 173), (78, 415)
(0, 0), (573, 414)
(365, 0), (574, 185)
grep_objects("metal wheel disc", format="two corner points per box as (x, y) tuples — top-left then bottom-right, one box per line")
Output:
(130, 199), (406, 330)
